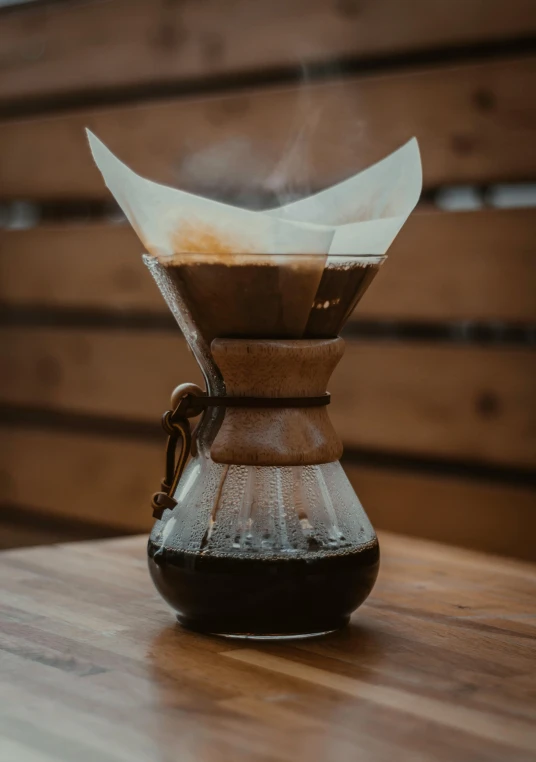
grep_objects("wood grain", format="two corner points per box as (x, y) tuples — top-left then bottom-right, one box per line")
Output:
(1, 327), (534, 468)
(1, 0), (534, 104)
(0, 426), (159, 532)
(362, 208), (536, 322)
(1, 426), (535, 560)
(344, 464), (536, 562)
(0, 532), (534, 762)
(2, 209), (536, 322)
(210, 338), (344, 466)
(2, 57), (536, 199)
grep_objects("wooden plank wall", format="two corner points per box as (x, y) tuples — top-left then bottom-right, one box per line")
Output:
(2, 0), (535, 103)
(2, 56), (536, 198)
(0, 0), (535, 557)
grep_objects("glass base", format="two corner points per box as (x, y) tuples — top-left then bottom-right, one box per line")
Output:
(176, 614), (349, 640)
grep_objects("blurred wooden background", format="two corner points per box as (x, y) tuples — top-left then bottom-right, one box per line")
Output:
(0, 0), (535, 558)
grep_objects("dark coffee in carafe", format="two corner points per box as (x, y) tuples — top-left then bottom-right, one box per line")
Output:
(148, 539), (379, 636)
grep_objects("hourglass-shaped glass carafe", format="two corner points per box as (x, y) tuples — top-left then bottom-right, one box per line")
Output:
(145, 251), (383, 638)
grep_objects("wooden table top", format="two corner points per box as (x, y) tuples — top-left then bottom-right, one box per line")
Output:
(1, 533), (535, 762)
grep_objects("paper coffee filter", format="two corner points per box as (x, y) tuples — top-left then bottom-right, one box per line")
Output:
(267, 138), (422, 256)
(86, 130), (334, 259)
(269, 138), (421, 224)
(88, 131), (420, 261)
(327, 216), (411, 256)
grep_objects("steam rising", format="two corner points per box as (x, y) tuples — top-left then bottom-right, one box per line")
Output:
(175, 63), (367, 209)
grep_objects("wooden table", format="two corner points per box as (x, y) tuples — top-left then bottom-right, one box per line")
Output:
(1, 533), (535, 762)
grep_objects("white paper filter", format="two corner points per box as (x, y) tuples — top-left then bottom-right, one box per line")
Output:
(269, 138), (422, 255)
(87, 131), (422, 258)
(87, 131), (333, 258)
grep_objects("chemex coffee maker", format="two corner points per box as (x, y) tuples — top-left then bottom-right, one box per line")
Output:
(88, 131), (422, 638)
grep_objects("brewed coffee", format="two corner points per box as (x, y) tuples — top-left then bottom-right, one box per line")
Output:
(305, 258), (380, 337)
(162, 255), (324, 343)
(148, 538), (379, 636)
(161, 255), (379, 342)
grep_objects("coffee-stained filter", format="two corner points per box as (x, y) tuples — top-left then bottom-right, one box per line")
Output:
(87, 131), (334, 258)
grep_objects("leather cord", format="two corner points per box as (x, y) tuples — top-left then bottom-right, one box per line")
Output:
(151, 388), (331, 520)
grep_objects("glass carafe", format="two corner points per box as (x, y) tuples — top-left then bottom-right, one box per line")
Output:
(145, 252), (383, 638)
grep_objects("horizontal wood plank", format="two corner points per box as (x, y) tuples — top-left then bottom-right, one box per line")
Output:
(0, 426), (159, 533)
(1, 328), (534, 467)
(1, 209), (535, 322)
(366, 208), (536, 322)
(1, 0), (535, 104)
(2, 57), (535, 199)
(345, 464), (536, 561)
(1, 425), (534, 560)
